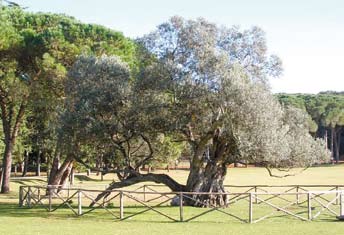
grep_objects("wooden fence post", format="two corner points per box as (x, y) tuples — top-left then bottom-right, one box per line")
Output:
(340, 191), (344, 216)
(120, 191), (124, 219)
(19, 186), (24, 207)
(27, 186), (31, 207)
(179, 192), (184, 222)
(307, 192), (312, 220)
(48, 187), (52, 212)
(249, 192), (253, 223)
(37, 188), (41, 202)
(78, 190), (82, 216)
(296, 186), (299, 204)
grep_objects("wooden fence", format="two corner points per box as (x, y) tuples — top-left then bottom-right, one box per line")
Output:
(18, 184), (344, 223)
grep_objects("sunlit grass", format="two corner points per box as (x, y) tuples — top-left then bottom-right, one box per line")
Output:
(1, 164), (344, 235)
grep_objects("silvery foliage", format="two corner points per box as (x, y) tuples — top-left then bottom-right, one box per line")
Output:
(64, 55), (131, 143)
(139, 16), (330, 168)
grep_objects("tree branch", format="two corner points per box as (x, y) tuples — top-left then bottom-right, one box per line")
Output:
(89, 172), (186, 207)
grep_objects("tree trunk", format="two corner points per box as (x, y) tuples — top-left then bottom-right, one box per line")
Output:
(1, 141), (14, 193)
(46, 153), (51, 181)
(333, 128), (339, 163)
(69, 167), (74, 185)
(331, 127), (335, 162)
(22, 150), (29, 177)
(48, 155), (60, 185)
(59, 162), (73, 189)
(48, 156), (73, 186)
(335, 127), (342, 161)
(185, 160), (227, 207)
(36, 151), (41, 176)
(0, 167), (2, 187)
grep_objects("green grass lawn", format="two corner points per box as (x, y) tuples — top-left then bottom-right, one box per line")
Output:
(1, 165), (344, 235)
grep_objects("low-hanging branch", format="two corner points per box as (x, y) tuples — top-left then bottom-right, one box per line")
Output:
(89, 172), (186, 207)
(264, 166), (310, 178)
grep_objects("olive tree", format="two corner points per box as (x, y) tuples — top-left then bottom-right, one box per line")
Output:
(71, 17), (330, 207)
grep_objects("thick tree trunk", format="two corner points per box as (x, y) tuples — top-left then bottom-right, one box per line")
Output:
(58, 162), (73, 189)
(48, 155), (60, 185)
(91, 132), (233, 208)
(185, 161), (227, 207)
(48, 157), (73, 186)
(1, 141), (14, 193)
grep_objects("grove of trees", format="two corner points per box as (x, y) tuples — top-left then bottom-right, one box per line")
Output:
(278, 92), (344, 163)
(0, 4), (333, 206)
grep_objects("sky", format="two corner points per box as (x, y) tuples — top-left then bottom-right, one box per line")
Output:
(12, 0), (344, 94)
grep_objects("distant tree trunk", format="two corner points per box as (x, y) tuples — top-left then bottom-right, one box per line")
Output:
(335, 127), (342, 162)
(46, 153), (51, 181)
(22, 150), (29, 177)
(14, 164), (17, 177)
(331, 127), (335, 162)
(36, 150), (41, 176)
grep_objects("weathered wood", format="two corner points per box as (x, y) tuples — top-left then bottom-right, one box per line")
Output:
(19, 186), (24, 207)
(81, 191), (120, 219)
(256, 196), (308, 222)
(119, 191), (124, 219)
(18, 185), (344, 223)
(48, 188), (52, 212)
(143, 185), (146, 202)
(27, 186), (31, 207)
(308, 192), (312, 220)
(340, 192), (344, 216)
(312, 195), (338, 218)
(249, 193), (253, 223)
(179, 192), (184, 222)
(78, 190), (82, 216)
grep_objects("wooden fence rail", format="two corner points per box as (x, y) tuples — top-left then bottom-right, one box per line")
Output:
(18, 185), (344, 223)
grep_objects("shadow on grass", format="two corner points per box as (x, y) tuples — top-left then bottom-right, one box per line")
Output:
(74, 175), (104, 182)
(0, 202), (340, 224)
(11, 179), (47, 186)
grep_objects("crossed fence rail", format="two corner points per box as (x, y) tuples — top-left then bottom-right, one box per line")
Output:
(19, 184), (344, 223)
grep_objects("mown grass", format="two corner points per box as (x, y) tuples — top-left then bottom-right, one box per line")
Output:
(1, 164), (344, 235)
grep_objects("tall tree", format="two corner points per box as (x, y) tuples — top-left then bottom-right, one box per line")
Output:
(0, 5), (136, 192)
(75, 17), (330, 207)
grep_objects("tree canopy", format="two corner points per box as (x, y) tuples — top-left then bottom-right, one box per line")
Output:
(67, 17), (330, 206)
(0, 4), (332, 209)
(0, 4), (136, 192)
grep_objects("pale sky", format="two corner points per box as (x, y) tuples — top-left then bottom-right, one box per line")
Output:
(13, 0), (344, 94)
